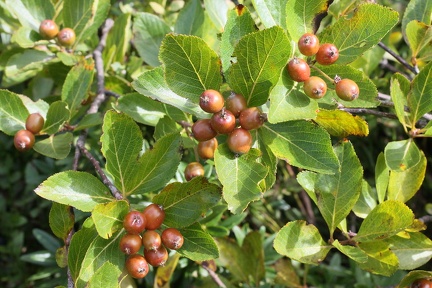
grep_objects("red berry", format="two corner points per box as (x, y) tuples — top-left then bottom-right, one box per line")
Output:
(298, 33), (320, 56)
(125, 254), (149, 279)
(411, 279), (432, 288)
(197, 138), (218, 160)
(303, 76), (327, 99)
(14, 130), (35, 152)
(199, 89), (224, 113)
(142, 230), (162, 251)
(192, 119), (217, 142)
(226, 92), (247, 117)
(287, 57), (310, 82)
(39, 20), (59, 39)
(123, 211), (147, 235)
(210, 108), (236, 134)
(184, 162), (205, 181)
(316, 43), (339, 65)
(25, 113), (44, 134)
(335, 78), (359, 101)
(57, 28), (76, 47)
(227, 128), (252, 155)
(119, 234), (142, 255)
(239, 107), (265, 130)
(161, 228), (184, 250)
(143, 204), (165, 230)
(144, 245), (169, 267)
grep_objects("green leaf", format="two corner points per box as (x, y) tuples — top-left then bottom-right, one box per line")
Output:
(407, 61), (432, 124)
(398, 270), (432, 288)
(49, 203), (74, 242)
(87, 262), (122, 288)
(159, 33), (222, 100)
(315, 109), (369, 138)
(33, 132), (73, 159)
(204, 0), (229, 32)
(0, 89), (29, 135)
(132, 67), (208, 118)
(259, 121), (339, 174)
(375, 152), (389, 203)
(406, 20), (432, 59)
(319, 3), (399, 65)
(101, 111), (182, 195)
(133, 12), (171, 67)
(227, 26), (291, 107)
(56, 246), (68, 268)
(33, 228), (61, 254)
(74, 113), (103, 131)
(20, 251), (56, 266)
(214, 145), (268, 214)
(285, 0), (329, 41)
(352, 180), (377, 219)
(42, 101), (70, 134)
(177, 223), (219, 261)
(217, 231), (265, 284)
(390, 74), (412, 130)
(104, 13), (131, 66)
(256, 132), (278, 191)
(35, 171), (114, 212)
(5, 0), (55, 31)
(92, 200), (129, 239)
(401, 0), (432, 42)
(251, 0), (288, 29)
(61, 58), (95, 115)
(152, 177), (222, 228)
(384, 139), (421, 172)
(274, 220), (331, 265)
(12, 26), (40, 48)
(154, 116), (182, 140)
(332, 239), (368, 263)
(354, 200), (414, 243)
(357, 241), (398, 277)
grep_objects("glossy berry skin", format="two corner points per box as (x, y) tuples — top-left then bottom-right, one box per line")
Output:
(57, 28), (76, 47)
(161, 228), (184, 250)
(303, 76), (327, 99)
(298, 33), (320, 56)
(123, 211), (147, 235)
(211, 108), (236, 134)
(25, 113), (44, 134)
(125, 254), (149, 279)
(143, 204), (165, 230)
(335, 78), (359, 101)
(14, 130), (35, 152)
(239, 107), (265, 130)
(199, 89), (224, 113)
(192, 119), (217, 142)
(226, 93), (247, 117)
(184, 162), (205, 181)
(39, 20), (59, 39)
(287, 57), (310, 82)
(197, 138), (218, 159)
(144, 245), (169, 267)
(142, 230), (162, 251)
(227, 128), (252, 155)
(119, 233), (142, 255)
(411, 279), (432, 288)
(316, 43), (339, 65)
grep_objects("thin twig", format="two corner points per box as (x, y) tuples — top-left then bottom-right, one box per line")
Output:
(104, 89), (121, 99)
(66, 224), (75, 288)
(378, 42), (418, 74)
(419, 215), (432, 223)
(202, 261), (226, 288)
(377, 93), (432, 122)
(339, 107), (398, 119)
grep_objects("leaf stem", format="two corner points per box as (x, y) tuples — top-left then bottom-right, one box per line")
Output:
(377, 42), (418, 75)
(201, 261), (227, 288)
(310, 65), (334, 82)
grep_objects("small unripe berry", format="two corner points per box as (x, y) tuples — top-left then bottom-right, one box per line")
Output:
(287, 57), (310, 82)
(119, 234), (142, 255)
(161, 228), (184, 250)
(303, 76), (327, 99)
(316, 43), (339, 65)
(239, 107), (265, 130)
(226, 92), (247, 117)
(14, 130), (35, 152)
(125, 254), (149, 279)
(39, 20), (59, 39)
(211, 108), (236, 134)
(57, 28), (76, 47)
(335, 77), (359, 101)
(144, 245), (169, 267)
(184, 162), (205, 181)
(227, 128), (252, 155)
(143, 204), (165, 230)
(123, 211), (147, 235)
(197, 138), (218, 159)
(298, 33), (320, 56)
(199, 89), (224, 113)
(25, 113), (44, 134)
(142, 230), (162, 251)
(192, 119), (217, 142)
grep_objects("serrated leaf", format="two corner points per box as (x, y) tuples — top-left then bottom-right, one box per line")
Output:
(214, 145), (268, 214)
(375, 152), (389, 203)
(101, 111), (182, 195)
(133, 12), (171, 67)
(92, 200), (129, 239)
(104, 13), (131, 66)
(204, 0), (229, 32)
(152, 177), (222, 228)
(332, 239), (368, 263)
(274, 220), (331, 265)
(42, 101), (70, 134)
(406, 20), (432, 59)
(357, 241), (398, 277)
(35, 171), (114, 212)
(354, 200), (414, 243)
(256, 132), (277, 191)
(390, 74), (412, 131)
(408, 61), (432, 124)
(33, 132), (73, 159)
(352, 180), (377, 219)
(319, 4), (399, 65)
(5, 0), (55, 31)
(251, 0), (288, 29)
(384, 139), (421, 172)
(87, 262), (122, 288)
(177, 223), (219, 261)
(0, 89), (28, 135)
(259, 121), (339, 174)
(401, 0), (432, 43)
(227, 26), (291, 107)
(315, 109), (369, 137)
(49, 203), (74, 242)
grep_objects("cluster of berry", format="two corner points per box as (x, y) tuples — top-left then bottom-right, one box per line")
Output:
(120, 204), (184, 279)
(287, 33), (360, 101)
(39, 19), (76, 47)
(14, 113), (44, 152)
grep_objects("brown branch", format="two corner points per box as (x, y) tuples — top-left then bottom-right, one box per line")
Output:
(66, 225), (75, 288)
(378, 42), (418, 74)
(338, 107), (398, 119)
(202, 261), (226, 288)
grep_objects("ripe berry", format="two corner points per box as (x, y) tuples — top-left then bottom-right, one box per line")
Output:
(335, 77), (359, 101)
(197, 138), (218, 159)
(199, 89), (224, 113)
(298, 33), (320, 56)
(25, 113), (44, 134)
(227, 128), (252, 154)
(211, 108), (236, 134)
(184, 162), (205, 181)
(14, 130), (35, 152)
(303, 76), (327, 99)
(119, 234), (142, 255)
(239, 107), (265, 130)
(287, 57), (310, 82)
(226, 92), (247, 117)
(192, 119), (217, 142)
(142, 230), (162, 251)
(316, 43), (339, 65)
(143, 204), (165, 230)
(411, 279), (432, 288)
(144, 245), (169, 267)
(125, 254), (149, 279)
(161, 228), (184, 250)
(57, 28), (76, 47)
(39, 20), (59, 39)
(123, 211), (147, 235)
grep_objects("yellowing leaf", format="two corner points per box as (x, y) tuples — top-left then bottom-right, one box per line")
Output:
(314, 109), (369, 137)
